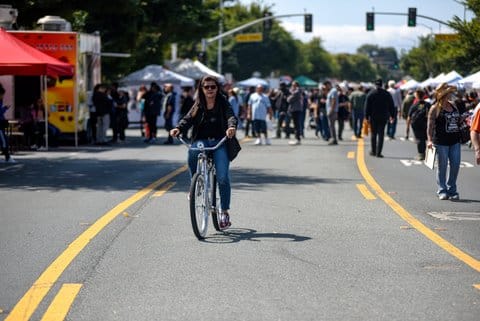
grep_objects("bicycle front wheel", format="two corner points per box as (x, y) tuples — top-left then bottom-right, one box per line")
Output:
(189, 173), (209, 239)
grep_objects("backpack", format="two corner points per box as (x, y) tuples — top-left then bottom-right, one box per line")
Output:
(410, 102), (429, 131)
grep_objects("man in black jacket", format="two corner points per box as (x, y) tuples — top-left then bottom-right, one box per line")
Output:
(143, 82), (163, 143)
(365, 79), (395, 157)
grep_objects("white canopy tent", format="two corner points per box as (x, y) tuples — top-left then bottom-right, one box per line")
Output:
(119, 65), (195, 128)
(458, 70), (480, 89)
(119, 64), (195, 87)
(421, 73), (444, 88)
(400, 79), (420, 91)
(432, 70), (463, 86)
(165, 59), (225, 83)
(236, 76), (269, 88)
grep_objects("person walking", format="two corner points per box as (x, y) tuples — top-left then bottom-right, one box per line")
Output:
(365, 79), (395, 157)
(243, 86), (255, 138)
(318, 85), (330, 141)
(228, 88), (240, 120)
(401, 90), (415, 120)
(406, 88), (431, 160)
(112, 89), (129, 143)
(470, 102), (480, 165)
(179, 87), (194, 138)
(143, 82), (163, 143)
(349, 85), (366, 138)
(162, 83), (176, 144)
(323, 81), (339, 145)
(248, 84), (273, 145)
(93, 84), (112, 145)
(287, 81), (303, 145)
(274, 82), (291, 139)
(427, 83), (466, 200)
(170, 75), (237, 229)
(337, 85), (349, 141)
(387, 80), (402, 139)
(0, 83), (14, 163)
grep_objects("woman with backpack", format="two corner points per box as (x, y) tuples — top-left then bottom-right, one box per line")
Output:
(406, 88), (431, 160)
(427, 83), (467, 200)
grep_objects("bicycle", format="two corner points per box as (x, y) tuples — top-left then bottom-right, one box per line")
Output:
(178, 136), (228, 239)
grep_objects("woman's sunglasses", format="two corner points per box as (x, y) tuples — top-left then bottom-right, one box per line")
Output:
(203, 85), (217, 90)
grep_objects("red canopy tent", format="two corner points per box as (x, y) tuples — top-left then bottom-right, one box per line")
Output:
(0, 28), (74, 149)
(0, 28), (74, 76)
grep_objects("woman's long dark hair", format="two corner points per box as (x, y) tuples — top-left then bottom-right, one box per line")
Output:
(190, 75), (227, 117)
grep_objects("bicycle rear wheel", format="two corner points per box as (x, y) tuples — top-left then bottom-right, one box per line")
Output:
(189, 173), (209, 239)
(210, 174), (222, 231)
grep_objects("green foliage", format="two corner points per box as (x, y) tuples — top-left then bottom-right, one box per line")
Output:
(8, 0), (377, 83)
(401, 0), (480, 79)
(333, 53), (376, 81)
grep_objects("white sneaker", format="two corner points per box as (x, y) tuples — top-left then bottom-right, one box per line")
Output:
(288, 140), (300, 145)
(265, 138), (272, 145)
(254, 138), (261, 145)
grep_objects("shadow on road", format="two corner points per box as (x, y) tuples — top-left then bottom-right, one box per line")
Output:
(231, 168), (359, 191)
(201, 228), (311, 244)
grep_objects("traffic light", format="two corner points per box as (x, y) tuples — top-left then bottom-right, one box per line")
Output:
(408, 7), (417, 27)
(304, 14), (312, 32)
(366, 12), (374, 31)
(263, 12), (272, 31)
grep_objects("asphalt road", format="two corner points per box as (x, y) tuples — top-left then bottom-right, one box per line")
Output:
(0, 120), (479, 321)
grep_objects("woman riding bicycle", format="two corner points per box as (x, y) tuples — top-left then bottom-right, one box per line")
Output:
(170, 76), (237, 228)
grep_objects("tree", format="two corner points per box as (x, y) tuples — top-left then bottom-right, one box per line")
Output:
(10, 0), (219, 81)
(448, 0), (480, 74)
(333, 53), (376, 81)
(297, 38), (335, 81)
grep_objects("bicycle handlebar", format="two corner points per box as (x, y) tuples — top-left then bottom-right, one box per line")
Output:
(177, 136), (228, 152)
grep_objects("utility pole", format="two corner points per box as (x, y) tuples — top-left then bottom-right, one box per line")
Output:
(217, 0), (224, 74)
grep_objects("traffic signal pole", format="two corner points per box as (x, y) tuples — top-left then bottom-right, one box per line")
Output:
(202, 13), (311, 73)
(371, 11), (449, 27)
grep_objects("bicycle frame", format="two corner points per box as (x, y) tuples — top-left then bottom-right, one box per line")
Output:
(178, 136), (227, 238)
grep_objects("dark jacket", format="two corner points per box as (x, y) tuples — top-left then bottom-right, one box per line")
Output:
(143, 90), (163, 117)
(287, 88), (303, 112)
(365, 87), (395, 122)
(176, 95), (237, 141)
(93, 91), (112, 116)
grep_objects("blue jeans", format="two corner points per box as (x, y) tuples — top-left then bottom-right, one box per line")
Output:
(435, 143), (461, 196)
(188, 139), (231, 210)
(352, 110), (364, 137)
(387, 112), (398, 138)
(319, 112), (330, 140)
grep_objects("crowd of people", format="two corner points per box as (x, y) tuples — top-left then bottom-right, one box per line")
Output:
(3, 76), (479, 202)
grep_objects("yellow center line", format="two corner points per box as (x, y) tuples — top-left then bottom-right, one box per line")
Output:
(153, 181), (176, 197)
(40, 284), (82, 321)
(6, 165), (187, 321)
(474, 284), (480, 291)
(356, 184), (377, 200)
(356, 138), (480, 273)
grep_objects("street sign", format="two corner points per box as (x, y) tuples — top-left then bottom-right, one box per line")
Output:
(435, 33), (459, 41)
(235, 33), (263, 43)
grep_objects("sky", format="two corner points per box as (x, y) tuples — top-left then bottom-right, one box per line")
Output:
(236, 0), (474, 54)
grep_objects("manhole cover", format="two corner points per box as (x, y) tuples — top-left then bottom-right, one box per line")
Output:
(427, 212), (480, 221)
